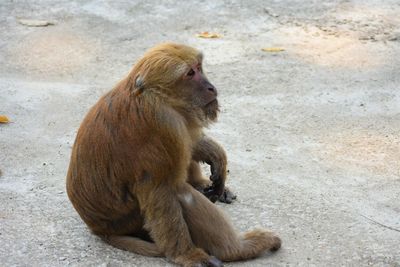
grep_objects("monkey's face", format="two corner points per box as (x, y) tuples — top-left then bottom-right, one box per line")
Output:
(176, 61), (219, 121)
(133, 43), (220, 121)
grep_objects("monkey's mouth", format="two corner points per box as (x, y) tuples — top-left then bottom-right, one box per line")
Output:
(204, 99), (219, 121)
(206, 99), (218, 107)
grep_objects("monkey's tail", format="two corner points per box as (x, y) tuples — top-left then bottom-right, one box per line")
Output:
(104, 235), (164, 257)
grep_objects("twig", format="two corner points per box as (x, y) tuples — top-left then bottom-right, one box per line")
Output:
(361, 214), (400, 233)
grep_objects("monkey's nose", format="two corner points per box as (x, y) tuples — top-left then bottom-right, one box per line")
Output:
(204, 81), (217, 94)
(208, 84), (218, 94)
(209, 87), (218, 96)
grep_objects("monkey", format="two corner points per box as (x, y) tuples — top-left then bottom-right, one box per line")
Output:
(66, 43), (281, 267)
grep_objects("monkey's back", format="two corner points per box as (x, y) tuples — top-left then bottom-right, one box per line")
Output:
(66, 84), (190, 234)
(66, 87), (140, 233)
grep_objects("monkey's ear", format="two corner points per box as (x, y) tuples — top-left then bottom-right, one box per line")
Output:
(133, 75), (145, 96)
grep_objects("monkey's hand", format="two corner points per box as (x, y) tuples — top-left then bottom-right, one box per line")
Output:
(202, 156), (227, 202)
(193, 135), (232, 202)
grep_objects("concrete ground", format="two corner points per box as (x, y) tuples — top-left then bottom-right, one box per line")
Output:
(1, 0), (399, 266)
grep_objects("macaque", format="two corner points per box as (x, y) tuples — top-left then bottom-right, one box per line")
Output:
(66, 43), (281, 267)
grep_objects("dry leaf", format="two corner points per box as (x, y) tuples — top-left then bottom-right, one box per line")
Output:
(18, 19), (55, 27)
(196, 32), (222, 38)
(262, 47), (285, 52)
(0, 115), (10, 123)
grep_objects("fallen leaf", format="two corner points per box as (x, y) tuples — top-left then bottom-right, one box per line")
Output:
(0, 115), (10, 123)
(196, 32), (222, 38)
(262, 47), (285, 52)
(18, 19), (55, 27)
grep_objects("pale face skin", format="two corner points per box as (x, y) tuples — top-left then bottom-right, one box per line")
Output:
(181, 62), (218, 107)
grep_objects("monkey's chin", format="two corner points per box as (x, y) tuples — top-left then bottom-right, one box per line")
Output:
(204, 99), (219, 121)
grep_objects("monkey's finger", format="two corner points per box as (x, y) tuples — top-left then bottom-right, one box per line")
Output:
(213, 181), (225, 196)
(206, 161), (216, 179)
(209, 163), (223, 183)
(210, 171), (222, 183)
(210, 172), (218, 182)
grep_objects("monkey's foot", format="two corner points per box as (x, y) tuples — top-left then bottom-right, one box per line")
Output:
(196, 256), (223, 267)
(218, 187), (237, 204)
(202, 185), (237, 204)
(176, 249), (223, 267)
(243, 229), (282, 253)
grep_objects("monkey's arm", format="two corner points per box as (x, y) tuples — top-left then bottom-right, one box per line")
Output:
(192, 135), (236, 203)
(192, 135), (227, 184)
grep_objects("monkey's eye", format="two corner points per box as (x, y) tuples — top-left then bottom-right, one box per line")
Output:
(187, 69), (195, 77)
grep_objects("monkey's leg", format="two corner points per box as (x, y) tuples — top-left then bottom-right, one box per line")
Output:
(103, 235), (162, 257)
(136, 183), (223, 267)
(188, 160), (236, 204)
(179, 184), (281, 262)
(187, 160), (212, 190)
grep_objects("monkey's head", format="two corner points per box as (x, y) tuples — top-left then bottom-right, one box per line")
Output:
(131, 43), (219, 123)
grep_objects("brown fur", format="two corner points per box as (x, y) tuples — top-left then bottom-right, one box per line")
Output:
(66, 43), (281, 267)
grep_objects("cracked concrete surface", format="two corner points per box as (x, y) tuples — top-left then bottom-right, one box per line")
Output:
(1, 0), (399, 266)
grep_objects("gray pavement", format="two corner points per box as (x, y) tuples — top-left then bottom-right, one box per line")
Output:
(1, 0), (399, 266)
